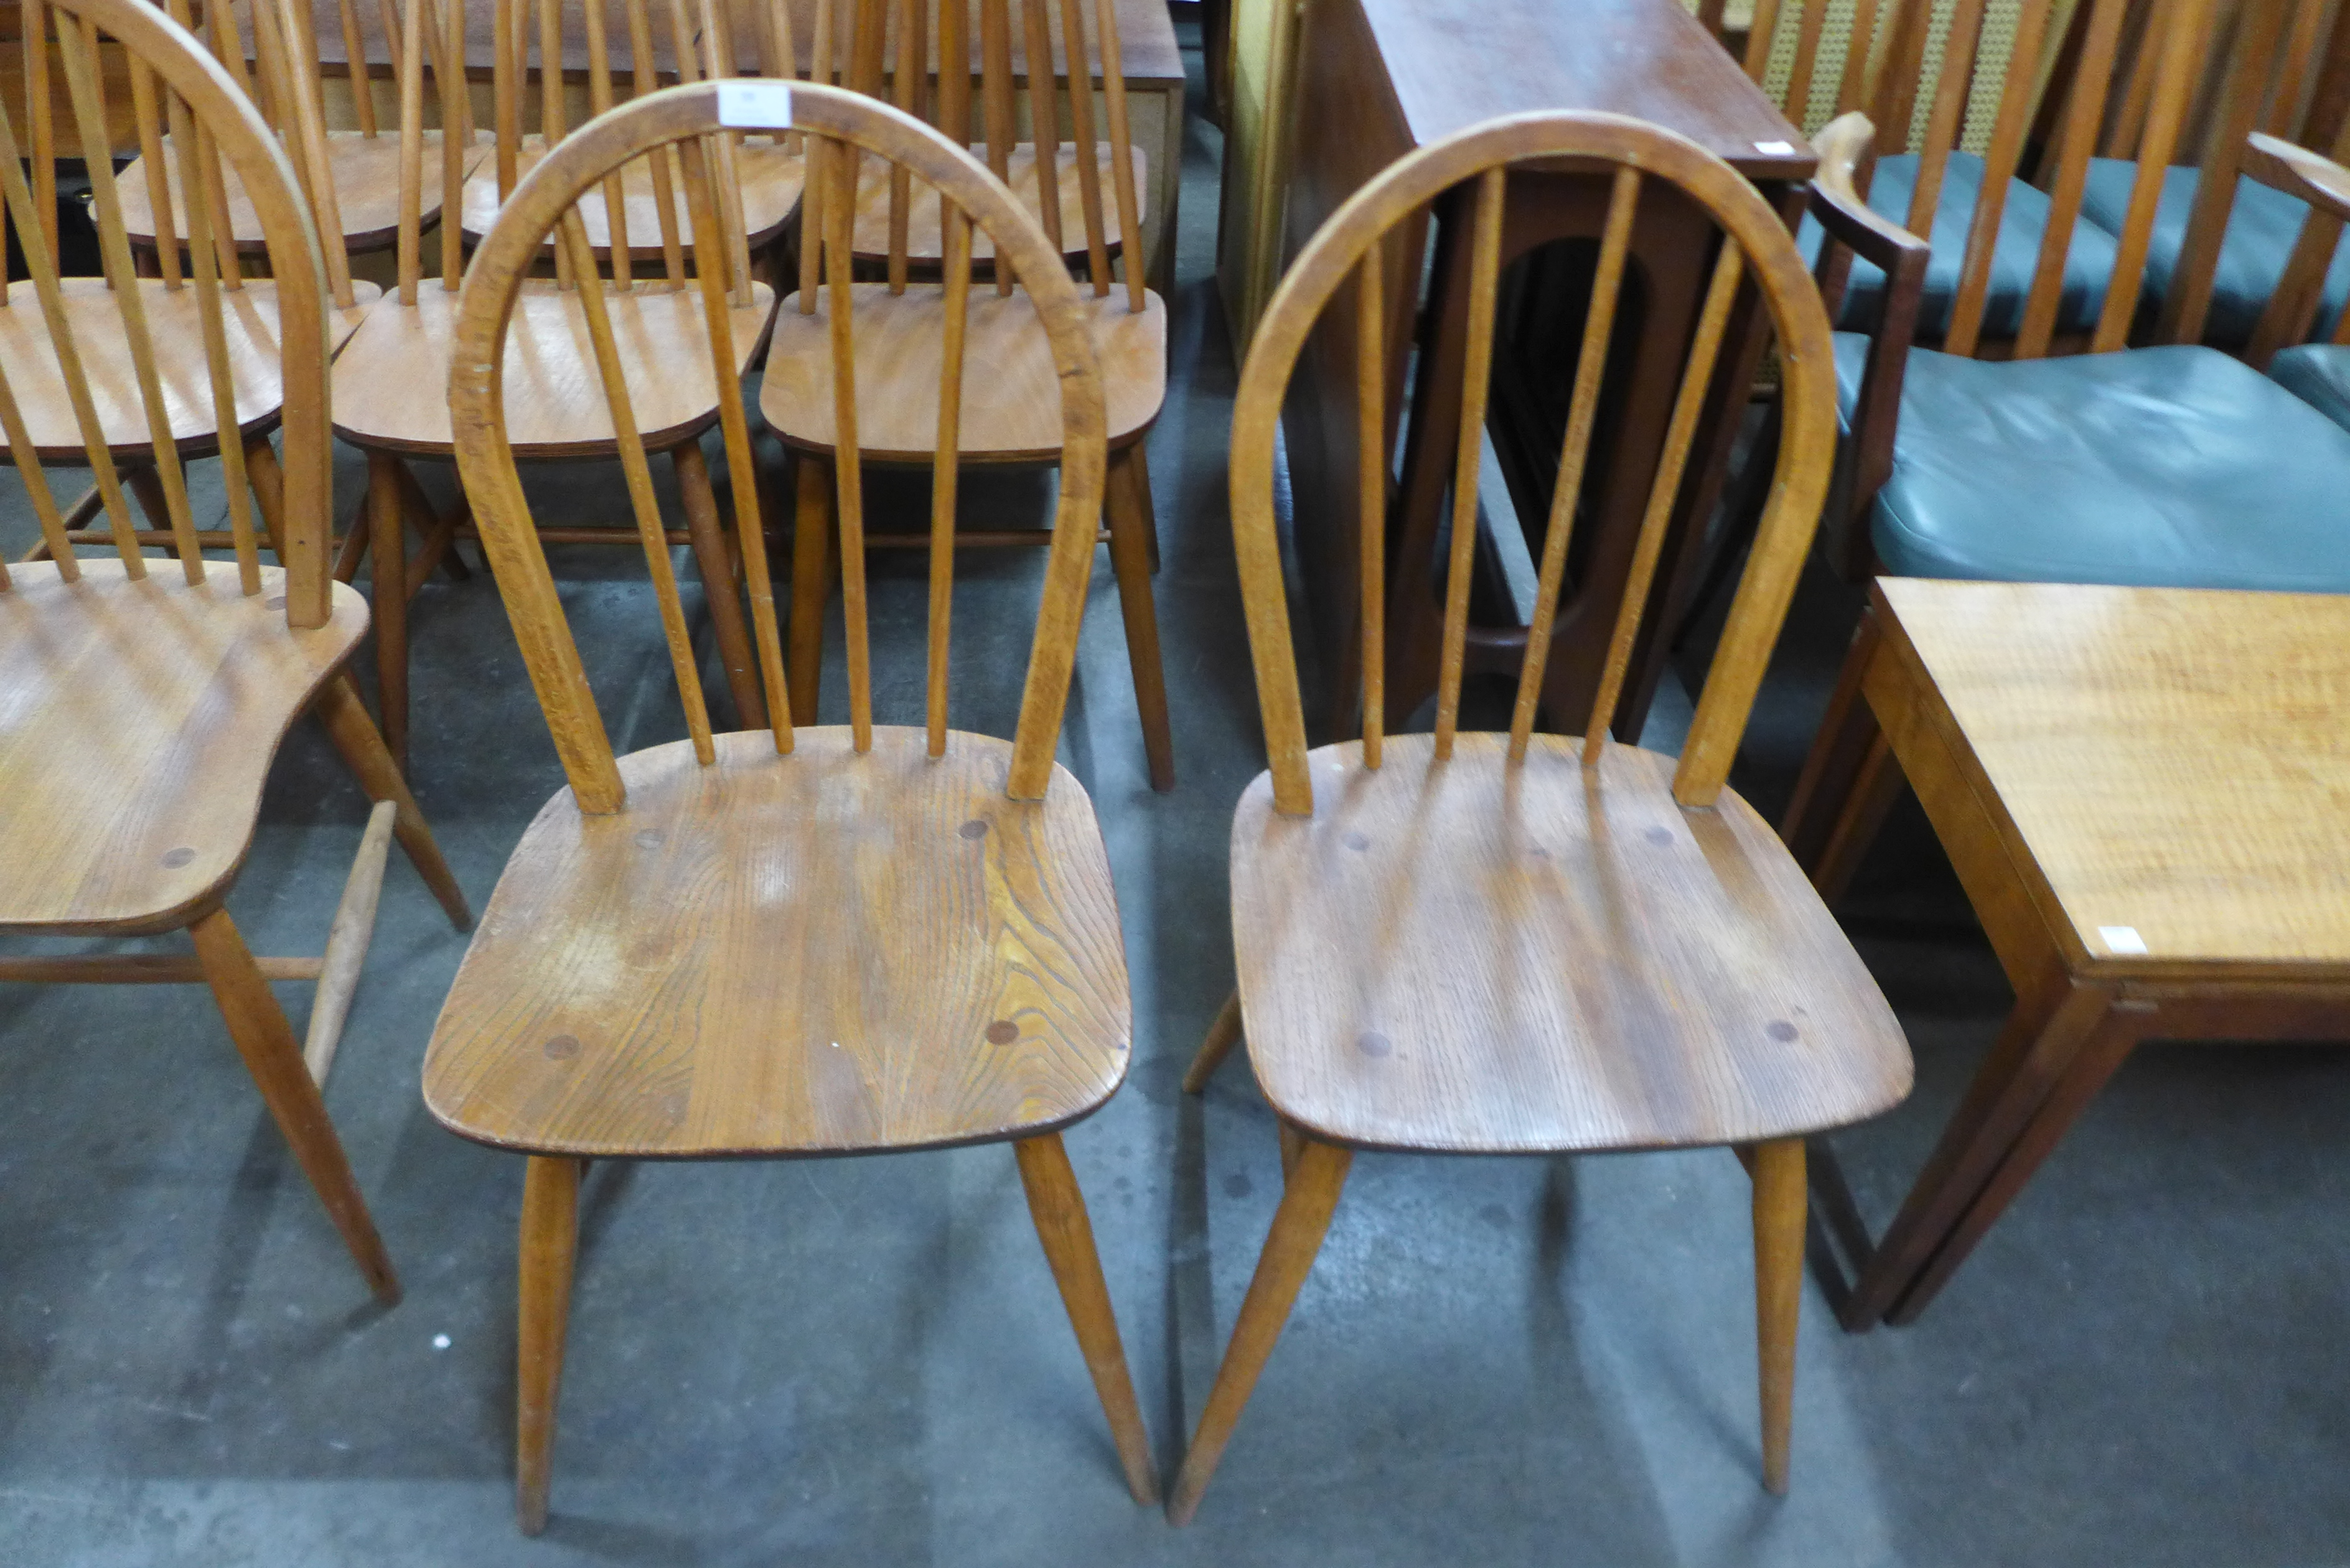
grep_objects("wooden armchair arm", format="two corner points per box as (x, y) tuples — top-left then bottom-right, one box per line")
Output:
(2243, 133), (2350, 365)
(1806, 112), (1929, 579)
(2244, 131), (2350, 222)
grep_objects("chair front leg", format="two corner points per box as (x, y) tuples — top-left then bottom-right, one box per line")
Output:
(1749, 1136), (1806, 1495)
(517, 1155), (583, 1536)
(788, 452), (835, 728)
(1168, 1128), (1351, 1525)
(1014, 1132), (1160, 1506)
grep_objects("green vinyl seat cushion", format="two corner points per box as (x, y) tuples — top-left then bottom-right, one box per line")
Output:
(1797, 152), (2120, 338)
(1833, 334), (2350, 589)
(2078, 159), (2350, 348)
(2268, 343), (2350, 432)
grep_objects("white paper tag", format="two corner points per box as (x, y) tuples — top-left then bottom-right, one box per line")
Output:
(2099, 925), (2150, 955)
(1754, 139), (1797, 155)
(716, 80), (793, 129)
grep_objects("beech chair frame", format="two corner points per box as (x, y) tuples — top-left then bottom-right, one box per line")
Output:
(0, 0), (471, 1307)
(1173, 110), (1909, 1522)
(434, 78), (1153, 1534)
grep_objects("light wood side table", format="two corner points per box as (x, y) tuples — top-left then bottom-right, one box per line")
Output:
(1782, 578), (2350, 1329)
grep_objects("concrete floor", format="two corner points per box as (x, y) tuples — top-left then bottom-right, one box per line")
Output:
(8, 30), (2350, 1568)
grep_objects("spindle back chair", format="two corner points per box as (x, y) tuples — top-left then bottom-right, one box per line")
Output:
(0, 0), (470, 1310)
(1170, 111), (1910, 1524)
(106, 0), (488, 281)
(331, 0), (787, 767)
(836, 0), (1146, 273)
(1733, 0), (2126, 347)
(769, 0), (1169, 786)
(6, 0), (352, 563)
(457, 0), (808, 266)
(1810, 0), (2305, 576)
(425, 78), (1153, 1534)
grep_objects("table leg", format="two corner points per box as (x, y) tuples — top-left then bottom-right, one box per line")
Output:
(1844, 965), (2113, 1329)
(1885, 1004), (2149, 1325)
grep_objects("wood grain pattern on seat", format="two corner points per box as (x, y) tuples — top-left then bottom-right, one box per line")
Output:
(0, 561), (370, 935)
(118, 129), (495, 253)
(1876, 577), (2350, 980)
(759, 283), (1164, 459)
(0, 277), (348, 459)
(331, 280), (776, 455)
(458, 136), (805, 257)
(1230, 732), (1911, 1153)
(851, 142), (1148, 261)
(421, 727), (1131, 1158)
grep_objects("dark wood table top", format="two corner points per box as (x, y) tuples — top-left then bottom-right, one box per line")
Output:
(1362, 0), (1813, 179)
(307, 0), (1183, 88)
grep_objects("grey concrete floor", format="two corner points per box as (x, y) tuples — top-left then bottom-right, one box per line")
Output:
(9, 29), (2350, 1568)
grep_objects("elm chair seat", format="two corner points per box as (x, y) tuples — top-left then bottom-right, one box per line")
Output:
(2079, 159), (2350, 347)
(2268, 343), (2350, 432)
(1835, 334), (2350, 589)
(1796, 152), (2120, 338)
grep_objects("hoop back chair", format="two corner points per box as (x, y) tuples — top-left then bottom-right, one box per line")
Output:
(836, 0), (1149, 273)
(457, 0), (809, 263)
(426, 78), (1154, 1534)
(770, 0), (1171, 787)
(332, 0), (791, 767)
(1173, 111), (1912, 1523)
(108, 0), (489, 276)
(0, 0), (470, 1305)
(9, 0), (372, 565)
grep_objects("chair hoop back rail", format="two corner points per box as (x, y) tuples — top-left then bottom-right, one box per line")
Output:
(1, 0), (334, 620)
(1231, 110), (1838, 815)
(449, 77), (1108, 808)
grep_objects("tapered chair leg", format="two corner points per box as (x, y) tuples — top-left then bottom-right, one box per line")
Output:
(1014, 1133), (1160, 1505)
(363, 452), (410, 770)
(1168, 1134), (1352, 1525)
(517, 1155), (583, 1537)
(188, 907), (400, 1304)
(673, 441), (770, 731)
(1105, 444), (1174, 791)
(1750, 1137), (1805, 1495)
(788, 452), (835, 727)
(1181, 992), (1242, 1093)
(1129, 441), (1161, 573)
(313, 673), (474, 931)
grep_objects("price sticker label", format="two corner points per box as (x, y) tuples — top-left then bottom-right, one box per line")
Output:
(716, 80), (793, 129)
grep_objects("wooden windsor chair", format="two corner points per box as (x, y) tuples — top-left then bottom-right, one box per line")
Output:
(834, 0), (1149, 275)
(456, 0), (809, 266)
(330, 0), (793, 768)
(1171, 111), (1912, 1524)
(768, 0), (1171, 789)
(0, 0), (471, 1306)
(109, 0), (491, 272)
(1805, 0), (2350, 592)
(7, 0), (386, 567)
(424, 78), (1156, 1534)
(1731, 0), (2126, 345)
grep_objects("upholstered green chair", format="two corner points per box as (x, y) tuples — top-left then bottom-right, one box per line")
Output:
(1809, 0), (2350, 590)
